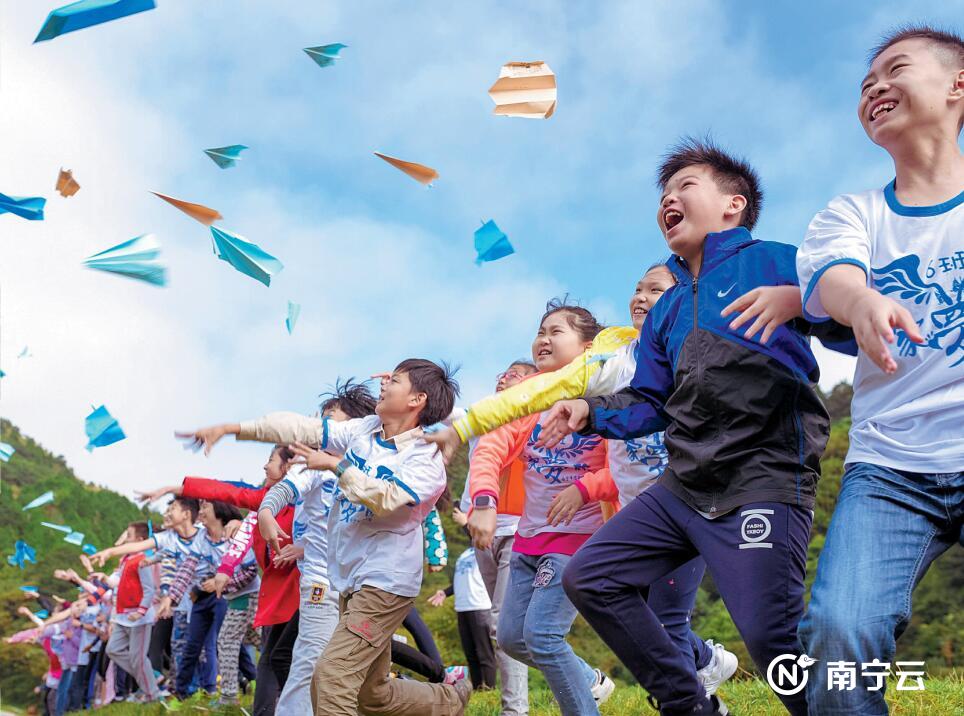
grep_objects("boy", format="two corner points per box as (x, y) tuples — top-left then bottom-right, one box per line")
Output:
(541, 139), (851, 716)
(796, 26), (964, 714)
(258, 380), (378, 715)
(105, 521), (160, 703)
(179, 358), (471, 716)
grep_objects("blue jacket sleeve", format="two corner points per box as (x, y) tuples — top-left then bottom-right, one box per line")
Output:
(583, 317), (674, 439)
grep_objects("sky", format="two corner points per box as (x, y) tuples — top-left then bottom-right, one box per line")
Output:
(1, 1), (962, 500)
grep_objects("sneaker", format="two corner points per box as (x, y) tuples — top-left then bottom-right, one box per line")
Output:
(708, 694), (729, 715)
(590, 669), (615, 705)
(453, 673), (473, 709)
(444, 665), (468, 685)
(697, 640), (738, 696)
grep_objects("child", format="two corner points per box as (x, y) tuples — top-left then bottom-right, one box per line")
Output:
(138, 444), (300, 711)
(258, 380), (378, 715)
(542, 139), (852, 716)
(105, 522), (160, 703)
(796, 26), (964, 714)
(428, 543), (497, 690)
(179, 358), (470, 716)
(463, 299), (618, 716)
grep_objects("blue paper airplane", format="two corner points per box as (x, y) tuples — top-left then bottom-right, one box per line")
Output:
(41, 522), (73, 534)
(82, 544), (98, 555)
(0, 370), (6, 378)
(474, 220), (515, 265)
(85, 405), (125, 451)
(83, 234), (167, 286)
(23, 491), (55, 511)
(204, 145), (248, 169)
(64, 531), (85, 546)
(7, 540), (37, 569)
(0, 193), (45, 221)
(35, 0), (155, 43)
(0, 442), (14, 462)
(20, 585), (39, 593)
(210, 226), (283, 287)
(286, 301), (301, 334)
(17, 346), (31, 359)
(34, 609), (50, 619)
(304, 43), (347, 68)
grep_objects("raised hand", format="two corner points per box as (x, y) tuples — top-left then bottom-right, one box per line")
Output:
(174, 423), (238, 456)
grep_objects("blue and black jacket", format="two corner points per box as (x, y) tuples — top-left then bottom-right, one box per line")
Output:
(585, 228), (855, 515)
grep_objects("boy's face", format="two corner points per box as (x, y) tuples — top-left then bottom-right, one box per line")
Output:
(859, 38), (963, 147)
(657, 165), (744, 262)
(375, 370), (424, 421)
(168, 500), (191, 527)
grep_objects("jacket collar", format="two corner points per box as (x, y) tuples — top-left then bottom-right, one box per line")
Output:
(667, 227), (755, 282)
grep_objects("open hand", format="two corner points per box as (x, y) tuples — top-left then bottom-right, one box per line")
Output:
(546, 485), (586, 526)
(272, 544), (304, 568)
(722, 285), (803, 344)
(849, 289), (923, 374)
(258, 509), (290, 555)
(428, 590), (446, 608)
(420, 426), (461, 465)
(535, 400), (590, 449)
(289, 442), (341, 472)
(174, 423), (234, 456)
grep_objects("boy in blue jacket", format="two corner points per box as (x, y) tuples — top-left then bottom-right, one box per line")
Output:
(540, 138), (853, 716)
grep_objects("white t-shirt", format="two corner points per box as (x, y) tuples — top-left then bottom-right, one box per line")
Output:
(797, 182), (964, 472)
(323, 415), (447, 598)
(453, 548), (492, 612)
(285, 469), (336, 588)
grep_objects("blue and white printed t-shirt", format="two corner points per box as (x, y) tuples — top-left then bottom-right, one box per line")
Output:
(239, 412), (447, 598)
(798, 182), (964, 472)
(154, 526), (203, 614)
(284, 469), (337, 588)
(452, 548), (491, 613)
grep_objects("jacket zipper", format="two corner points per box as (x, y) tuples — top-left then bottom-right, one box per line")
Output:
(690, 276), (715, 514)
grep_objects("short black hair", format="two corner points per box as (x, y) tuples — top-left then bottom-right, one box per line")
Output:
(128, 521), (150, 541)
(208, 500), (242, 526)
(393, 358), (460, 427)
(657, 136), (763, 231)
(171, 496), (200, 523)
(319, 378), (378, 419)
(541, 296), (605, 342)
(869, 24), (964, 68)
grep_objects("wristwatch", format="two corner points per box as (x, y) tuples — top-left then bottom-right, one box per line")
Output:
(473, 495), (497, 510)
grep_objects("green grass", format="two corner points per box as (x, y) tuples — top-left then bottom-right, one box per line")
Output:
(14, 672), (957, 716)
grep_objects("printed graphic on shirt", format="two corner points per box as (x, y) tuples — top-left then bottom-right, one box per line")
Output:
(525, 424), (603, 484)
(307, 583), (327, 606)
(623, 432), (669, 475)
(334, 449), (409, 524)
(872, 254), (964, 365)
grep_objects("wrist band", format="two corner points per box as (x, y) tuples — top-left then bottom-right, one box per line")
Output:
(335, 458), (352, 477)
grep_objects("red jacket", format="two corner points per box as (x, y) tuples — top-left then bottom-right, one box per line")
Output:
(181, 477), (299, 626)
(116, 553), (146, 612)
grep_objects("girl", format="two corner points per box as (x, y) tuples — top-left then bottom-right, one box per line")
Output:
(464, 298), (616, 716)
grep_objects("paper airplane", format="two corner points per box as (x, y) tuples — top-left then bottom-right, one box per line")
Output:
(0, 442), (14, 462)
(20, 585), (39, 593)
(56, 169), (81, 197)
(35, 0), (156, 43)
(474, 220), (515, 265)
(23, 491), (55, 511)
(488, 61), (557, 119)
(42, 522), (73, 534)
(204, 145), (248, 169)
(34, 609), (50, 619)
(286, 301), (301, 335)
(7, 540), (37, 569)
(85, 405), (126, 451)
(210, 226), (283, 287)
(83, 233), (167, 286)
(17, 347), (31, 359)
(64, 531), (85, 546)
(304, 43), (347, 68)
(0, 369), (5, 378)
(82, 544), (97, 555)
(0, 193), (46, 221)
(151, 191), (222, 226)
(374, 152), (438, 186)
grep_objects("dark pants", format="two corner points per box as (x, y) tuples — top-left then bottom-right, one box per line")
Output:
(175, 592), (228, 697)
(391, 607), (444, 682)
(563, 483), (811, 716)
(253, 614), (300, 716)
(457, 609), (497, 689)
(68, 660), (92, 710)
(149, 615), (173, 678)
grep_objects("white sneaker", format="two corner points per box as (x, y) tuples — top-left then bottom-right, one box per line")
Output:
(697, 640), (738, 695)
(590, 668), (615, 705)
(444, 665), (468, 685)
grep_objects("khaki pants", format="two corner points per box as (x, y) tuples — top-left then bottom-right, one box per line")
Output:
(312, 586), (464, 716)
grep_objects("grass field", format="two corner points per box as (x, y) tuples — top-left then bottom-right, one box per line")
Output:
(5, 672), (957, 716)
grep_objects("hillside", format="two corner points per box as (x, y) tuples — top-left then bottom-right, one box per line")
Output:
(0, 418), (152, 705)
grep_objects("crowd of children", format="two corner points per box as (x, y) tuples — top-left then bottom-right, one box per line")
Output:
(5, 24), (962, 716)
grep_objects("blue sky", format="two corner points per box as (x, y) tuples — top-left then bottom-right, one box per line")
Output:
(1, 1), (961, 497)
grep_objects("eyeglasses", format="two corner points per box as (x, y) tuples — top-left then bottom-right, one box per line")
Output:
(496, 371), (525, 383)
